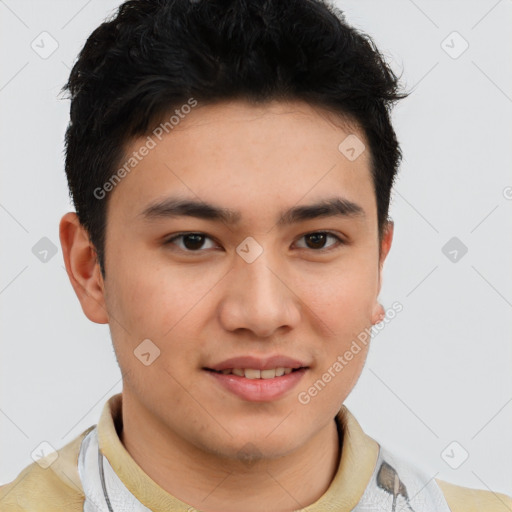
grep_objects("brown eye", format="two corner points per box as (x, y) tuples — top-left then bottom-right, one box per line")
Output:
(296, 232), (343, 251)
(305, 233), (327, 249)
(182, 234), (206, 250)
(164, 233), (217, 252)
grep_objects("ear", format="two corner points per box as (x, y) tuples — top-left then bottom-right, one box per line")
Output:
(59, 212), (109, 324)
(371, 220), (394, 325)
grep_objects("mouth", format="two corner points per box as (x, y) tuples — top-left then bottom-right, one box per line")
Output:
(203, 366), (309, 402)
(205, 367), (307, 379)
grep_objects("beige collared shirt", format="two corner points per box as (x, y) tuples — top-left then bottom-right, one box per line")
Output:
(1, 393), (510, 511)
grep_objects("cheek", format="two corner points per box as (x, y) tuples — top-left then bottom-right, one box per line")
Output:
(296, 342), (370, 418)
(104, 259), (229, 379)
(298, 260), (378, 335)
(106, 255), (215, 337)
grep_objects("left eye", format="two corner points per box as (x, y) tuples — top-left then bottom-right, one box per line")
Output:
(164, 232), (343, 252)
(295, 232), (343, 251)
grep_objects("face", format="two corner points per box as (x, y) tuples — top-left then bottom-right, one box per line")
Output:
(68, 100), (393, 461)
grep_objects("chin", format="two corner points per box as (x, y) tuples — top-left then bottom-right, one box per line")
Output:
(199, 425), (306, 462)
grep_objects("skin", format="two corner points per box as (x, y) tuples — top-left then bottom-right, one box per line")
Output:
(60, 99), (393, 512)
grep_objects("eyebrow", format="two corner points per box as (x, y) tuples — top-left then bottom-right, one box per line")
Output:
(138, 196), (365, 226)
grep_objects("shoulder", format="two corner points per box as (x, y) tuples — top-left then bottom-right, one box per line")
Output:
(356, 443), (512, 512)
(0, 425), (94, 512)
(436, 478), (512, 512)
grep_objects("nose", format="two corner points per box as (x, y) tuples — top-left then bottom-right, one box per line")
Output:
(218, 248), (301, 338)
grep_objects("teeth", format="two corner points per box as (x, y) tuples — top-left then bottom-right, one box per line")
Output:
(217, 367), (299, 378)
(244, 369), (261, 379)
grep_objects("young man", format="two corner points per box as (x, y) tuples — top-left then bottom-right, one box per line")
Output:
(1, 0), (510, 510)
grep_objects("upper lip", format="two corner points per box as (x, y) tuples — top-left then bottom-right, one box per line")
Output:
(206, 355), (308, 372)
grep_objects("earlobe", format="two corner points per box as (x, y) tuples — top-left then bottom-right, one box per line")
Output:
(59, 212), (109, 324)
(371, 301), (385, 325)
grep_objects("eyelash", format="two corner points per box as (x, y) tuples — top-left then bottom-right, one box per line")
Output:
(163, 231), (345, 254)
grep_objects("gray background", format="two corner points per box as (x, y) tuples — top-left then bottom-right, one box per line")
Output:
(1, 0), (511, 499)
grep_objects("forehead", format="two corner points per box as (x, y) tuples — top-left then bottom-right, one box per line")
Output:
(107, 100), (375, 227)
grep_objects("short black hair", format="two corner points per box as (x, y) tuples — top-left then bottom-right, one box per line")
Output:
(62, 0), (408, 277)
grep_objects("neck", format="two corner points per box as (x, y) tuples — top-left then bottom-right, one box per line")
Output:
(120, 395), (341, 512)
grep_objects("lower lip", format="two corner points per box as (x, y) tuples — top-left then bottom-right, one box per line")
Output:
(206, 369), (308, 402)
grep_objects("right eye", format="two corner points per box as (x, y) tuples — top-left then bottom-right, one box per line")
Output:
(163, 232), (220, 252)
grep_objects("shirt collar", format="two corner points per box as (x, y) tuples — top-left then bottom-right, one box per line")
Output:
(97, 393), (379, 511)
